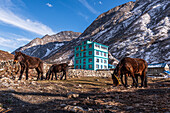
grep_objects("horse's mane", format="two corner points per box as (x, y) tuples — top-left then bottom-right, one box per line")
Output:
(20, 52), (30, 58)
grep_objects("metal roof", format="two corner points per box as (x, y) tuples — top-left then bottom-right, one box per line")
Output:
(148, 63), (167, 68)
(164, 71), (170, 75)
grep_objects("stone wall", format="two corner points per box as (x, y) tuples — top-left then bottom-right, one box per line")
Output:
(68, 69), (113, 78)
(0, 61), (113, 79)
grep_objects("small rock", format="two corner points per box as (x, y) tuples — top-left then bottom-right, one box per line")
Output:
(64, 105), (84, 112)
(88, 108), (93, 111)
(106, 105), (113, 108)
(60, 104), (66, 107)
(126, 106), (134, 110)
(95, 79), (99, 81)
(78, 84), (82, 87)
(67, 92), (79, 99)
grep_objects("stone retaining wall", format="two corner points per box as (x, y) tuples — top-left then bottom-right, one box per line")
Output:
(68, 69), (113, 78)
(0, 61), (113, 79)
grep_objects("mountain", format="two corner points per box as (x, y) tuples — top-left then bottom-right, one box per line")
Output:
(13, 31), (81, 59)
(0, 50), (14, 61)
(45, 0), (170, 65)
(13, 0), (170, 66)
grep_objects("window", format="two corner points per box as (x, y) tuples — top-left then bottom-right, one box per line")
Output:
(101, 65), (103, 69)
(84, 46), (86, 51)
(96, 59), (99, 63)
(80, 53), (82, 57)
(96, 65), (99, 68)
(104, 53), (106, 57)
(101, 59), (103, 63)
(83, 59), (86, 62)
(76, 53), (79, 57)
(101, 46), (107, 50)
(76, 60), (79, 64)
(89, 44), (92, 48)
(83, 62), (86, 64)
(76, 47), (79, 51)
(76, 65), (78, 69)
(104, 65), (107, 69)
(89, 58), (92, 62)
(101, 52), (103, 56)
(80, 60), (81, 64)
(95, 44), (100, 48)
(80, 65), (81, 69)
(89, 51), (92, 55)
(89, 65), (92, 69)
(104, 60), (107, 64)
(83, 52), (86, 57)
(83, 65), (86, 69)
(84, 41), (86, 44)
(96, 51), (99, 55)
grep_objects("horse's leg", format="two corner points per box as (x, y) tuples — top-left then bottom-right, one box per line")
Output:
(25, 67), (29, 80)
(121, 74), (126, 87)
(60, 71), (65, 80)
(133, 74), (138, 87)
(18, 65), (25, 80)
(125, 74), (128, 87)
(64, 70), (68, 80)
(130, 72), (138, 88)
(51, 72), (54, 80)
(55, 72), (58, 80)
(144, 74), (147, 87)
(47, 72), (51, 80)
(39, 62), (44, 80)
(141, 71), (147, 87)
(36, 68), (40, 81)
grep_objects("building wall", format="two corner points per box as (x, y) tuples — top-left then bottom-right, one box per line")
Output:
(147, 68), (165, 75)
(74, 41), (108, 70)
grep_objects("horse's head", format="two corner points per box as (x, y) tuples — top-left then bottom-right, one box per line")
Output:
(113, 64), (121, 77)
(112, 64), (121, 86)
(14, 51), (24, 64)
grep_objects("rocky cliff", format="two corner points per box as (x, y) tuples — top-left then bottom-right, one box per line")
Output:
(13, 31), (81, 59)
(13, 0), (170, 65)
(45, 0), (170, 65)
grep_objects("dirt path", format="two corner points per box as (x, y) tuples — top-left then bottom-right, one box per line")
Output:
(0, 77), (169, 113)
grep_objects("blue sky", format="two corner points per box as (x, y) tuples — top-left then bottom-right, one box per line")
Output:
(0, 0), (135, 52)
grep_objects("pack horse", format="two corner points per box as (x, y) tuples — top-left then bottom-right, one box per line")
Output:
(112, 57), (148, 88)
(14, 51), (44, 80)
(46, 63), (68, 80)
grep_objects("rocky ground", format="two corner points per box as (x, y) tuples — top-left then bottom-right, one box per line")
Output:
(0, 74), (169, 113)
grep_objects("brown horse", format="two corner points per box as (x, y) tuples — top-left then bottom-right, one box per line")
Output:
(46, 63), (68, 80)
(112, 57), (148, 88)
(14, 51), (43, 80)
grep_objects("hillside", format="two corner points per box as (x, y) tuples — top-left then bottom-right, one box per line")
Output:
(13, 0), (170, 65)
(13, 31), (81, 59)
(0, 50), (14, 61)
(45, 0), (170, 65)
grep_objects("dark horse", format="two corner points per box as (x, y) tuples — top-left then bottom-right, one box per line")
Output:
(112, 57), (148, 88)
(46, 63), (68, 80)
(14, 51), (43, 80)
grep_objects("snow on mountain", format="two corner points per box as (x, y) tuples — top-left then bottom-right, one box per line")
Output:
(13, 0), (169, 66)
(45, 0), (170, 66)
(13, 31), (81, 59)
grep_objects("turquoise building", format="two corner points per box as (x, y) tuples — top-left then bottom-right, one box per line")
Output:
(74, 40), (108, 70)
